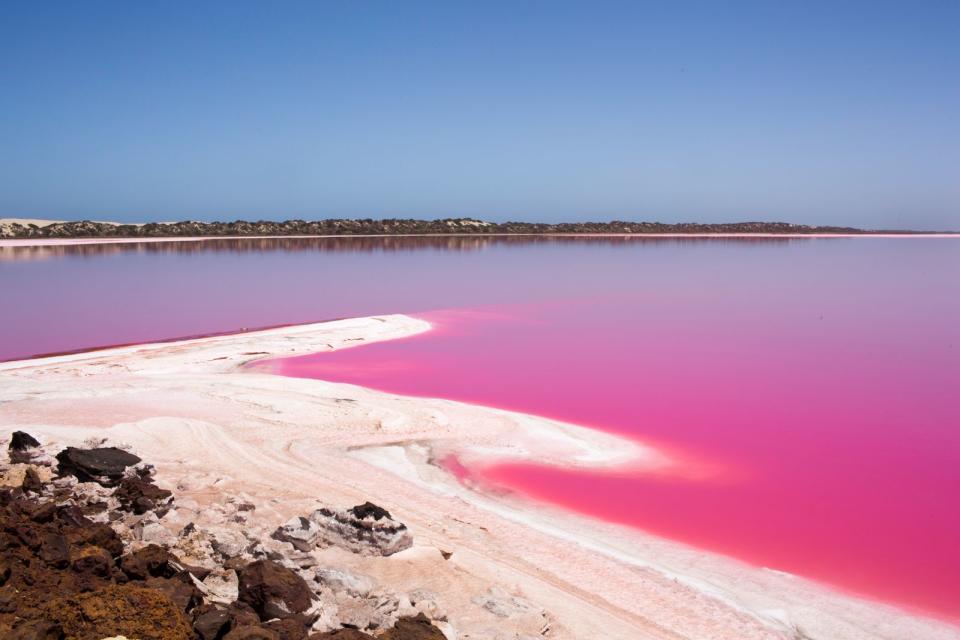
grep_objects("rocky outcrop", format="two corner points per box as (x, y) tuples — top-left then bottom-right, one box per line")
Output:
(1, 432), (465, 639)
(273, 503), (412, 557)
(55, 447), (142, 486)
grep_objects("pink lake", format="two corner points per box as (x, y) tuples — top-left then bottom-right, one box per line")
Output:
(262, 241), (960, 621)
(3, 236), (959, 620)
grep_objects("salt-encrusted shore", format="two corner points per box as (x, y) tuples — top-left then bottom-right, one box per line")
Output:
(1, 316), (957, 640)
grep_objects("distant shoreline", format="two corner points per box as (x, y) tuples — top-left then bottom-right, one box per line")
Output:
(2, 231), (958, 249)
(2, 217), (955, 242)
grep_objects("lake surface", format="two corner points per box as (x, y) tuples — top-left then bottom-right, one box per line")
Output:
(3, 236), (958, 619)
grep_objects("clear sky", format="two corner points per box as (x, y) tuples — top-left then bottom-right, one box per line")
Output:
(1, 1), (957, 229)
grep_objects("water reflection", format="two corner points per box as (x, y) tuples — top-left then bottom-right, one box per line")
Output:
(0, 234), (802, 262)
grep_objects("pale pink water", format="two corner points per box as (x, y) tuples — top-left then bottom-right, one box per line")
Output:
(3, 236), (959, 619)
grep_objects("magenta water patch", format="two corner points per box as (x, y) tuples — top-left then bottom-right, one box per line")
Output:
(267, 283), (960, 620)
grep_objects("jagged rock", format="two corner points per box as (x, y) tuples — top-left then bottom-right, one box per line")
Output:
(71, 545), (114, 578)
(192, 605), (233, 640)
(266, 617), (310, 640)
(272, 516), (320, 552)
(237, 559), (316, 622)
(274, 504), (411, 557)
(21, 468), (44, 493)
(192, 603), (260, 640)
(8, 431), (48, 465)
(41, 584), (193, 639)
(115, 476), (172, 515)
(55, 448), (141, 486)
(144, 574), (204, 612)
(120, 544), (178, 580)
(381, 613), (447, 640)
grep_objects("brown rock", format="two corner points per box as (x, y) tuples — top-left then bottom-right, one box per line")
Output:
(71, 545), (113, 578)
(224, 625), (281, 640)
(237, 559), (314, 622)
(381, 613), (446, 640)
(21, 468), (44, 494)
(39, 533), (70, 568)
(144, 574), (203, 612)
(115, 476), (173, 515)
(8, 619), (63, 640)
(307, 629), (375, 640)
(119, 544), (177, 580)
(42, 583), (193, 640)
(192, 605), (232, 640)
(265, 617), (309, 640)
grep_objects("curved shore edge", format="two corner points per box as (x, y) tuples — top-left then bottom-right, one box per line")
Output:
(0, 315), (957, 640)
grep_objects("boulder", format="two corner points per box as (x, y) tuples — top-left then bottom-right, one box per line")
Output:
(237, 559), (316, 622)
(55, 448), (141, 486)
(311, 503), (412, 556)
(8, 431), (45, 465)
(273, 503), (411, 557)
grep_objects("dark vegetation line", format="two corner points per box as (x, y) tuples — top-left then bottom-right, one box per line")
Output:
(0, 217), (921, 239)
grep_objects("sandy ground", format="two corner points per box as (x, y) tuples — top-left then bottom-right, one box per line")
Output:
(0, 315), (956, 640)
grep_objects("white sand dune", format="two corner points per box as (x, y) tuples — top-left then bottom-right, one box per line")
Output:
(0, 315), (956, 639)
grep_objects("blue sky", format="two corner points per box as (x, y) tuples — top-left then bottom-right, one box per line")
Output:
(1, 1), (957, 229)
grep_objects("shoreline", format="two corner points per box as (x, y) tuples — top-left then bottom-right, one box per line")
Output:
(1, 316), (957, 639)
(2, 231), (959, 249)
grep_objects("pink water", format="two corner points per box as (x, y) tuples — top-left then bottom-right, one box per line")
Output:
(265, 246), (960, 620)
(4, 236), (959, 619)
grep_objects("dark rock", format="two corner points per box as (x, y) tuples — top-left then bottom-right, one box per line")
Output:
(193, 605), (232, 640)
(10, 431), (42, 451)
(145, 574), (203, 612)
(237, 559), (315, 622)
(224, 626), (281, 640)
(8, 619), (64, 640)
(265, 617), (309, 640)
(55, 447), (141, 486)
(66, 521), (123, 557)
(21, 468), (44, 494)
(39, 533), (70, 568)
(26, 501), (57, 524)
(348, 502), (391, 521)
(70, 545), (113, 578)
(381, 613), (447, 640)
(115, 475), (173, 515)
(120, 544), (178, 580)
(9, 431), (41, 457)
